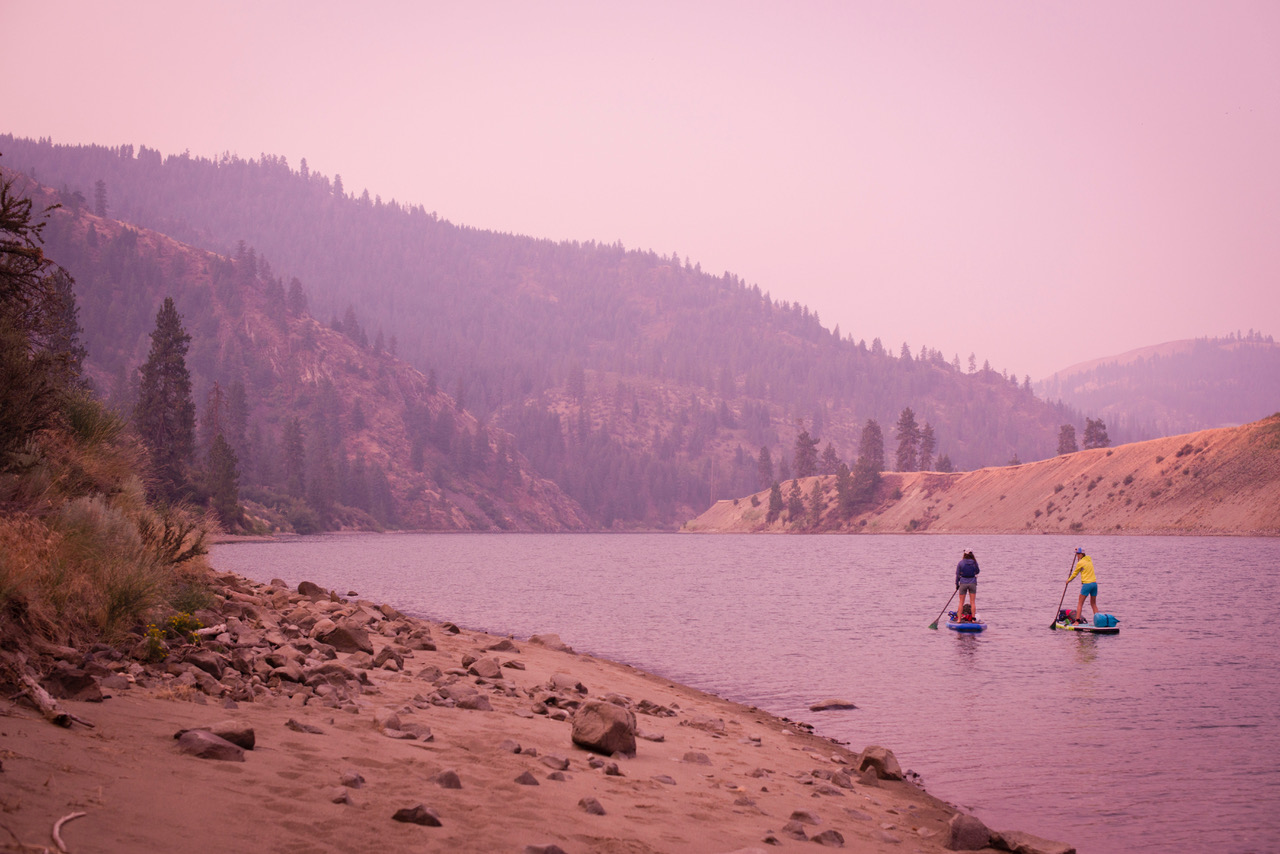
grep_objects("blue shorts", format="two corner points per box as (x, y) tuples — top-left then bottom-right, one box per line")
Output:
(1080, 582), (1098, 597)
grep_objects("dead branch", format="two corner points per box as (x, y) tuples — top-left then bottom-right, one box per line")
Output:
(51, 811), (85, 853)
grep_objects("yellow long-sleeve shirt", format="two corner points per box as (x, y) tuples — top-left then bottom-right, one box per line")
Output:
(1068, 555), (1096, 584)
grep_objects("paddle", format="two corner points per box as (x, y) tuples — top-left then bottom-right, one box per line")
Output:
(927, 588), (959, 630)
(1050, 553), (1076, 630)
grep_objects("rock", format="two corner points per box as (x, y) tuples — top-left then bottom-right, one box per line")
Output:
(297, 580), (325, 598)
(340, 769), (365, 789)
(680, 714), (726, 734)
(498, 739), (522, 753)
(392, 804), (442, 826)
(373, 646), (404, 670)
(809, 698), (857, 712)
(789, 810), (821, 825)
(176, 730), (245, 762)
(540, 754), (570, 771)
(315, 621), (374, 655)
(522, 846), (569, 854)
(203, 720), (255, 750)
(857, 746), (904, 781)
(468, 657), (503, 679)
(440, 622), (461, 634)
(42, 669), (104, 702)
(548, 672), (587, 693)
(946, 813), (992, 851)
(486, 638), (519, 652)
(528, 633), (574, 653)
(183, 650), (227, 679)
(545, 771), (568, 782)
(780, 820), (808, 841)
(514, 771), (540, 786)
(310, 617), (337, 638)
(433, 769), (462, 789)
(652, 774), (677, 785)
(571, 699), (637, 757)
(682, 751), (712, 765)
(603, 762), (623, 777)
(285, 718), (324, 734)
(993, 830), (1077, 854)
(416, 665), (443, 682)
(439, 682), (492, 711)
(811, 829), (846, 847)
(578, 797), (606, 816)
(328, 787), (353, 805)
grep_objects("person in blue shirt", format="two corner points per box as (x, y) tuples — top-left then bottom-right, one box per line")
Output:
(955, 550), (980, 621)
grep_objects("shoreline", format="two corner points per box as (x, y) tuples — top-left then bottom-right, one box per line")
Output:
(1, 571), (1074, 853)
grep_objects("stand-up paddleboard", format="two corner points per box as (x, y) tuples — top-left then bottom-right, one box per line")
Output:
(946, 611), (986, 632)
(1052, 619), (1119, 635)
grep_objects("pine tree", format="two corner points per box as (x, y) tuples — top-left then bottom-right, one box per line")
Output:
(918, 423), (936, 471)
(757, 445), (774, 490)
(858, 419), (884, 473)
(134, 297), (195, 501)
(793, 428), (819, 478)
(819, 442), (840, 476)
(283, 416), (306, 498)
(766, 481), (784, 523)
(1058, 424), (1078, 455)
(894, 407), (920, 472)
(786, 479), (804, 520)
(207, 433), (242, 529)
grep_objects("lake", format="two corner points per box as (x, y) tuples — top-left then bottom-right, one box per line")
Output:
(211, 532), (1280, 854)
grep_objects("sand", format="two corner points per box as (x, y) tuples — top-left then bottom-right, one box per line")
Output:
(0, 574), (1071, 854)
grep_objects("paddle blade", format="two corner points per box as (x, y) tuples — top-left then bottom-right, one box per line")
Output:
(927, 621), (939, 630)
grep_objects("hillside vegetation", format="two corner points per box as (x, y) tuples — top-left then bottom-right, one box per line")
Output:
(685, 414), (1280, 537)
(3, 137), (1083, 527)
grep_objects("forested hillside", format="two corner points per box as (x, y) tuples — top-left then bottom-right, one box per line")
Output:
(1036, 333), (1280, 441)
(3, 170), (585, 532)
(3, 137), (1083, 526)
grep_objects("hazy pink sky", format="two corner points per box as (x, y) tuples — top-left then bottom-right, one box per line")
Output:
(4, 1), (1277, 379)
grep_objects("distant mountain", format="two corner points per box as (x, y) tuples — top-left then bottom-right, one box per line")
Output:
(2, 136), (1083, 527)
(686, 414), (1280, 536)
(1035, 334), (1280, 441)
(4, 171), (586, 533)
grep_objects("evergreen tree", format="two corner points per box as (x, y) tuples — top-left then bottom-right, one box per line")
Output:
(287, 277), (308, 316)
(93, 179), (108, 218)
(1058, 424), (1078, 455)
(819, 442), (840, 476)
(793, 428), (819, 478)
(894, 407), (920, 472)
(757, 445), (774, 490)
(835, 462), (855, 518)
(918, 422), (936, 471)
(134, 297), (195, 500)
(858, 419), (884, 473)
(786, 479), (804, 520)
(766, 481), (783, 523)
(936, 454), (954, 473)
(807, 479), (824, 527)
(207, 433), (242, 528)
(1082, 418), (1110, 449)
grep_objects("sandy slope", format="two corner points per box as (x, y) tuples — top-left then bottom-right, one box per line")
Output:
(685, 416), (1280, 536)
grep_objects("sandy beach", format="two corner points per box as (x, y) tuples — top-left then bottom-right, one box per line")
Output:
(1, 572), (1072, 854)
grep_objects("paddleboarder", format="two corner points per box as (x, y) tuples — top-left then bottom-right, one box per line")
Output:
(1067, 547), (1098, 623)
(955, 550), (980, 621)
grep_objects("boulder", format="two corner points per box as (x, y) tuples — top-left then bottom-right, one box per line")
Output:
(809, 698), (857, 711)
(857, 745), (903, 780)
(340, 769), (365, 789)
(42, 669), (104, 702)
(392, 804), (442, 826)
(571, 700), (637, 757)
(514, 771), (540, 786)
(467, 657), (503, 679)
(549, 672), (587, 693)
(204, 720), (255, 750)
(297, 581), (326, 598)
(946, 813), (992, 851)
(182, 650), (227, 680)
(578, 797), (606, 815)
(529, 633), (574, 653)
(315, 622), (374, 655)
(811, 829), (845, 847)
(433, 769), (462, 789)
(682, 751), (712, 765)
(993, 830), (1077, 854)
(176, 730), (245, 762)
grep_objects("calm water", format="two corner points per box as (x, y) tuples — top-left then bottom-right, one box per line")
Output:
(212, 533), (1280, 854)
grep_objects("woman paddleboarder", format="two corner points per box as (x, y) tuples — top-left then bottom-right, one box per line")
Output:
(955, 549), (980, 621)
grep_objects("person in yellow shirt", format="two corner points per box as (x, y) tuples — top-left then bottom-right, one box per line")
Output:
(1067, 547), (1098, 623)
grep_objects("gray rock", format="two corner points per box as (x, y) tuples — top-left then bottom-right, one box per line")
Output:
(993, 829), (1077, 854)
(498, 739), (522, 753)
(540, 754), (570, 771)
(433, 769), (462, 789)
(528, 633), (574, 653)
(328, 787), (353, 805)
(781, 820), (808, 841)
(946, 813), (992, 851)
(392, 804), (442, 826)
(682, 751), (712, 765)
(789, 809), (821, 825)
(340, 769), (365, 789)
(183, 650), (227, 680)
(416, 664), (443, 682)
(545, 771), (568, 782)
(578, 796), (606, 815)
(811, 829), (846, 847)
(315, 622), (374, 655)
(204, 720), (255, 750)
(522, 846), (569, 854)
(857, 745), (904, 781)
(285, 717), (324, 734)
(468, 657), (503, 679)
(514, 771), (540, 786)
(651, 774), (677, 785)
(809, 698), (857, 712)
(43, 669), (104, 702)
(297, 580), (325, 598)
(571, 699), (637, 757)
(176, 730), (245, 762)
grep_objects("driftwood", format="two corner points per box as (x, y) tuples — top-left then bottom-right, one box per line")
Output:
(194, 623), (227, 638)
(52, 811), (86, 853)
(3, 654), (95, 729)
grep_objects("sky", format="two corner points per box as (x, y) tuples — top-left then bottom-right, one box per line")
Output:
(3, 1), (1278, 380)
